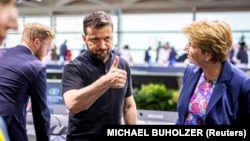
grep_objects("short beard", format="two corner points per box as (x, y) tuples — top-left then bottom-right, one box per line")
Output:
(86, 45), (111, 61)
(96, 51), (111, 61)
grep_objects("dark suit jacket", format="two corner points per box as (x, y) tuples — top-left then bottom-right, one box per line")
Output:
(0, 45), (51, 141)
(237, 49), (248, 64)
(176, 61), (250, 125)
(230, 49), (248, 65)
(59, 43), (67, 60)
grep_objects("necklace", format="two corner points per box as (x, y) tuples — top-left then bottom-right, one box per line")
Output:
(203, 73), (217, 86)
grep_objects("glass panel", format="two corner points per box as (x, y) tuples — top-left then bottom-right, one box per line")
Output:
(55, 16), (83, 32)
(55, 15), (118, 33)
(196, 11), (250, 31)
(121, 13), (193, 31)
(120, 33), (187, 64)
(24, 16), (51, 27)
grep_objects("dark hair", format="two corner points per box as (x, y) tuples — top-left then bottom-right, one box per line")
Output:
(83, 10), (113, 34)
(0, 0), (15, 5)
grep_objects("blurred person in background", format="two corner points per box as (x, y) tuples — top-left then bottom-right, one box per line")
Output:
(144, 46), (152, 65)
(0, 0), (19, 141)
(238, 36), (249, 66)
(0, 0), (18, 45)
(62, 10), (137, 140)
(120, 44), (133, 65)
(58, 39), (68, 65)
(157, 42), (171, 66)
(0, 23), (55, 141)
(176, 19), (250, 125)
(51, 44), (58, 61)
(169, 47), (178, 66)
(155, 41), (162, 62)
(230, 42), (248, 68)
(230, 43), (240, 65)
(237, 43), (249, 67)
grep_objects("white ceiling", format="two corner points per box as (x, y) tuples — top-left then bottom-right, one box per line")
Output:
(16, 0), (250, 16)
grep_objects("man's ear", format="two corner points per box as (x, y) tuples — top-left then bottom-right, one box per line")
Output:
(81, 34), (86, 42)
(205, 52), (213, 61)
(33, 38), (40, 49)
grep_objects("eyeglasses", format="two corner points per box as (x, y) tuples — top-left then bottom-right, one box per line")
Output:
(40, 40), (52, 52)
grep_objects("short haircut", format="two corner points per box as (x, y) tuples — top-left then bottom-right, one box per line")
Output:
(83, 10), (113, 34)
(183, 19), (233, 62)
(22, 23), (55, 41)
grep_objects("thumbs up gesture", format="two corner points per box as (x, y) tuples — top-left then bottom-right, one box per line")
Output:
(107, 56), (127, 88)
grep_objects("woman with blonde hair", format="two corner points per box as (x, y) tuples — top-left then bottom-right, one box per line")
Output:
(0, 0), (18, 45)
(176, 19), (250, 125)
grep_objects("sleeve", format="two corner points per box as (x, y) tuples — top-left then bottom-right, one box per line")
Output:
(61, 63), (84, 94)
(240, 78), (250, 125)
(31, 67), (51, 141)
(175, 65), (190, 125)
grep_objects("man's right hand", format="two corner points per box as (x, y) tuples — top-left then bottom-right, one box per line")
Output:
(107, 56), (127, 88)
